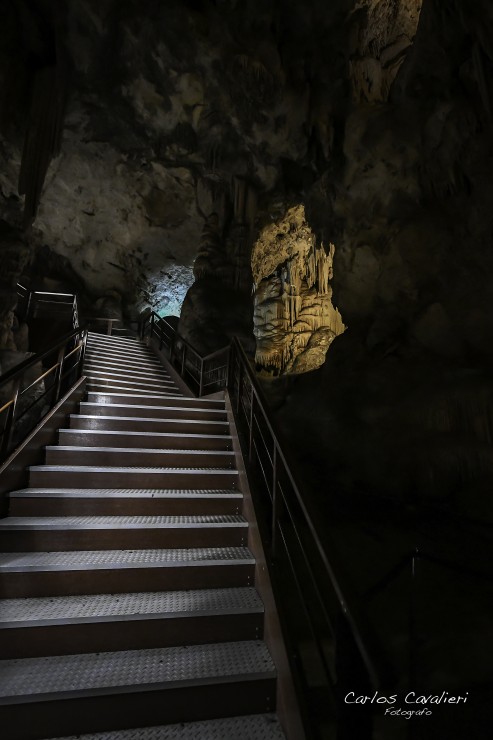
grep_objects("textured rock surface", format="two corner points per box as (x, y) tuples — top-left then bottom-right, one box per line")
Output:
(252, 204), (344, 373)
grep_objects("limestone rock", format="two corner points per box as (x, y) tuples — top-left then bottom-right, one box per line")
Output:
(252, 205), (344, 374)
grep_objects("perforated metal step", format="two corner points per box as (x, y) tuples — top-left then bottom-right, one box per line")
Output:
(84, 352), (164, 368)
(45, 445), (235, 458)
(85, 393), (225, 407)
(0, 587), (263, 627)
(85, 351), (164, 365)
(83, 371), (174, 385)
(57, 429), (233, 448)
(72, 415), (229, 429)
(80, 402), (227, 416)
(84, 364), (172, 381)
(43, 714), (286, 739)
(0, 640), (275, 700)
(0, 546), (254, 572)
(10, 488), (241, 500)
(87, 333), (141, 344)
(0, 514), (247, 530)
(86, 383), (182, 397)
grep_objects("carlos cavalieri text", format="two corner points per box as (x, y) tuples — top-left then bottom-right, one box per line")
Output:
(344, 691), (468, 705)
(345, 692), (469, 717)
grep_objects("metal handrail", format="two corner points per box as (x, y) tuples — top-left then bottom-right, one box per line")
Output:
(141, 310), (386, 737)
(16, 283), (79, 329)
(0, 325), (87, 461)
(228, 337), (385, 683)
(141, 312), (229, 396)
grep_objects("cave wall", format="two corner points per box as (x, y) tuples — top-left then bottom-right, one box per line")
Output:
(274, 0), (493, 513)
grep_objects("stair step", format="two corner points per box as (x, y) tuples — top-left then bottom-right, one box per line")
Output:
(58, 429), (232, 451)
(8, 488), (242, 516)
(84, 352), (164, 370)
(0, 514), (247, 551)
(29, 465), (239, 489)
(86, 382), (182, 397)
(41, 714), (286, 740)
(85, 393), (225, 409)
(45, 446), (236, 468)
(82, 375), (180, 393)
(86, 340), (158, 354)
(85, 349), (163, 364)
(79, 402), (227, 421)
(87, 333), (142, 345)
(84, 363), (171, 381)
(70, 415), (230, 435)
(0, 641), (276, 740)
(0, 546), (255, 597)
(0, 587), (263, 657)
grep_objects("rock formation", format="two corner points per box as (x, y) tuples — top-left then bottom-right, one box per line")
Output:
(252, 204), (344, 374)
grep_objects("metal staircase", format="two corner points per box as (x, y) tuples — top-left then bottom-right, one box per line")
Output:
(0, 332), (286, 739)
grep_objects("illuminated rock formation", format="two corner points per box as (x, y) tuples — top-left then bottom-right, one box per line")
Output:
(252, 205), (344, 374)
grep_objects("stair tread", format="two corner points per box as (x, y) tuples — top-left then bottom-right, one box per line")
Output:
(85, 385), (183, 397)
(0, 515), (247, 529)
(0, 640), (274, 702)
(42, 714), (285, 739)
(84, 366), (172, 380)
(58, 430), (231, 441)
(86, 394), (225, 405)
(80, 403), (226, 414)
(29, 466), (237, 473)
(0, 546), (254, 572)
(47, 447), (234, 456)
(85, 354), (164, 365)
(10, 488), (241, 498)
(87, 333), (141, 342)
(83, 370), (175, 387)
(83, 366), (172, 377)
(0, 587), (263, 626)
(73, 415), (228, 426)
(85, 351), (163, 363)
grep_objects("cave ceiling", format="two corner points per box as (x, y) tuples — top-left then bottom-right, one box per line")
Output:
(1, 0), (493, 375)
(0, 0), (355, 315)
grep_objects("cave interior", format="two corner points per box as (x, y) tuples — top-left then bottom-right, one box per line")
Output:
(1, 0), (493, 738)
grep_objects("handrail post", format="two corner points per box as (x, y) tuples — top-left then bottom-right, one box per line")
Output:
(409, 547), (419, 691)
(248, 386), (255, 464)
(53, 345), (66, 403)
(181, 344), (186, 376)
(1, 377), (21, 457)
(78, 330), (88, 378)
(236, 360), (243, 415)
(271, 445), (278, 557)
(226, 341), (234, 389)
(199, 357), (204, 397)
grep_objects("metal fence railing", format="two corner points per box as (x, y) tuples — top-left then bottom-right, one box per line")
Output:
(0, 326), (87, 462)
(140, 312), (386, 738)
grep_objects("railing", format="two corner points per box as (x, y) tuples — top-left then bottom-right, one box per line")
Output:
(0, 326), (87, 462)
(141, 313), (229, 396)
(16, 284), (79, 329)
(142, 311), (386, 738)
(227, 337), (387, 738)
